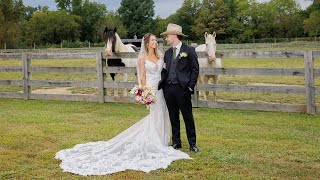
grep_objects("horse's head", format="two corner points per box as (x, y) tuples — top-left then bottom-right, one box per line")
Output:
(103, 26), (117, 56)
(205, 32), (217, 62)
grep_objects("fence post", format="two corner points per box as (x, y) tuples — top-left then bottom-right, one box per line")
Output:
(304, 50), (316, 114)
(96, 52), (105, 103)
(158, 41), (164, 52)
(192, 85), (199, 108)
(22, 53), (31, 100)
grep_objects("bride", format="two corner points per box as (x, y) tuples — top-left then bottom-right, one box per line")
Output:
(55, 33), (191, 176)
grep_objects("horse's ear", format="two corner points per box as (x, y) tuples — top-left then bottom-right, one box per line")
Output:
(213, 31), (216, 37)
(204, 32), (208, 37)
(104, 26), (108, 33)
(114, 27), (117, 33)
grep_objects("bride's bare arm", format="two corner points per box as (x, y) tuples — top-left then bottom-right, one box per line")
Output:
(137, 56), (146, 86)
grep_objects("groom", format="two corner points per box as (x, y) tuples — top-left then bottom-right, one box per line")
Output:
(158, 23), (199, 153)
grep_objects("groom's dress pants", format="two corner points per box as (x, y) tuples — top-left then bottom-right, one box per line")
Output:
(163, 84), (196, 146)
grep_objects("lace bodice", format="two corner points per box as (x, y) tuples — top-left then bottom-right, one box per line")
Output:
(145, 59), (163, 93)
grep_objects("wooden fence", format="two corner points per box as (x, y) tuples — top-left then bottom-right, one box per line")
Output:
(0, 50), (319, 114)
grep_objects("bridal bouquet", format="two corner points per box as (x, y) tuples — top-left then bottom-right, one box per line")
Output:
(130, 85), (156, 106)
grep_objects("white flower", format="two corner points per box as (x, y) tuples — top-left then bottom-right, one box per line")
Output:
(179, 52), (188, 59)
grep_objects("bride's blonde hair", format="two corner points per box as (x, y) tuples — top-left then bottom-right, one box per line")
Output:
(143, 33), (159, 58)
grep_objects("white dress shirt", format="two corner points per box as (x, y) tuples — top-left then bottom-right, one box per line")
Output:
(173, 41), (182, 58)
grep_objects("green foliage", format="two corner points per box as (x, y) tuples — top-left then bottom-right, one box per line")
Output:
(55, 0), (107, 42)
(77, 0), (107, 42)
(118, 0), (155, 38)
(192, 0), (231, 40)
(25, 10), (81, 45)
(0, 0), (24, 48)
(55, 0), (73, 12)
(0, 0), (14, 21)
(304, 10), (320, 37)
(24, 6), (37, 21)
(153, 16), (168, 37)
(225, 0), (252, 43)
(166, 0), (201, 41)
(269, 0), (304, 38)
(305, 0), (320, 13)
(0, 11), (6, 48)
(304, 0), (320, 37)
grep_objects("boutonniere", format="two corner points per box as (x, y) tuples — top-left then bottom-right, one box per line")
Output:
(179, 52), (188, 59)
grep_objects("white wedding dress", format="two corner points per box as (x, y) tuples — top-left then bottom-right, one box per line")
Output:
(55, 58), (191, 176)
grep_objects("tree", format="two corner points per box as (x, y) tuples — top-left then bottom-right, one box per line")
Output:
(0, 0), (24, 48)
(24, 6), (38, 21)
(25, 10), (81, 45)
(55, 0), (107, 42)
(192, 0), (231, 41)
(167, 0), (201, 41)
(118, 0), (155, 38)
(0, 0), (14, 22)
(78, 0), (107, 42)
(55, 0), (88, 17)
(0, 10), (6, 48)
(225, 0), (252, 43)
(0, 0), (24, 22)
(303, 0), (320, 37)
(245, 1), (277, 40)
(154, 16), (168, 37)
(269, 0), (303, 38)
(304, 10), (320, 37)
(305, 0), (320, 13)
(55, 0), (72, 12)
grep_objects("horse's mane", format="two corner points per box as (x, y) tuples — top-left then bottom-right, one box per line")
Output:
(115, 33), (134, 52)
(114, 33), (123, 52)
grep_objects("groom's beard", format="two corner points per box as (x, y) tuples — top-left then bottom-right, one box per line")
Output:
(166, 41), (173, 46)
(166, 39), (173, 46)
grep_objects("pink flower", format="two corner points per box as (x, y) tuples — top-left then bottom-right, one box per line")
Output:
(130, 85), (156, 106)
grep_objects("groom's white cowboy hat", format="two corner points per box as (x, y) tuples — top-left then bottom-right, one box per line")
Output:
(160, 23), (188, 37)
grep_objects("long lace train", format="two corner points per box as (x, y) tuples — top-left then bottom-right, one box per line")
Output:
(55, 58), (191, 175)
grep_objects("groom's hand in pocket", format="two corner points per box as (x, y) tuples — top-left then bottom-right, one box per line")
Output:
(187, 87), (194, 95)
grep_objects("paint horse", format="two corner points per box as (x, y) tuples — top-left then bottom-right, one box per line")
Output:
(103, 27), (138, 97)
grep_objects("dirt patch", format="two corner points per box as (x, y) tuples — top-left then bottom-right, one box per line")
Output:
(31, 87), (73, 95)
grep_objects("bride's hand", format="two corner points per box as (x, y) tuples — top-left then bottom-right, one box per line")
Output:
(162, 63), (166, 69)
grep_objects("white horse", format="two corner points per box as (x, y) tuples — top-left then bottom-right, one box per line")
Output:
(104, 27), (138, 97)
(195, 32), (222, 100)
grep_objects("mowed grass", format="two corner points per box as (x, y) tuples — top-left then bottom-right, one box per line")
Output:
(0, 57), (320, 104)
(0, 99), (320, 179)
(0, 98), (319, 179)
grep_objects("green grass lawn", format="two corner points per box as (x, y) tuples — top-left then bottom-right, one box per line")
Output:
(0, 57), (320, 104)
(0, 98), (319, 179)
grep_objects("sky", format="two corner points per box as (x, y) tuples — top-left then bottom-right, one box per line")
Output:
(24, 0), (312, 19)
